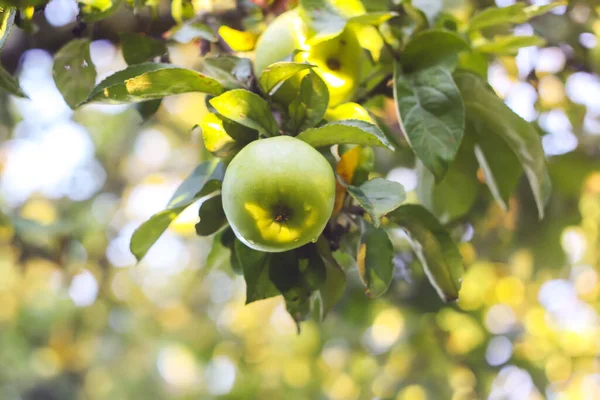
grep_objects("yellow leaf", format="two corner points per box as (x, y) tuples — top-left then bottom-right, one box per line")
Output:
(333, 145), (361, 215)
(325, 102), (373, 122)
(218, 26), (257, 52)
(199, 113), (239, 157)
(351, 24), (384, 63)
(357, 242), (366, 282)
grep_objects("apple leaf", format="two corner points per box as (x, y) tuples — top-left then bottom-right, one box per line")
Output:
(475, 35), (546, 56)
(130, 160), (224, 261)
(333, 146), (361, 215)
(287, 71), (329, 133)
(195, 195), (227, 236)
(0, 64), (26, 98)
(300, 0), (391, 44)
(299, 0), (353, 44)
(416, 136), (479, 222)
(325, 102), (371, 122)
(120, 33), (167, 65)
(457, 51), (489, 79)
(357, 224), (394, 298)
(199, 113), (242, 158)
(0, 7), (16, 51)
(218, 26), (257, 52)
(219, 116), (259, 144)
(166, 21), (217, 43)
(388, 204), (463, 302)
(236, 241), (281, 303)
(81, 63), (224, 105)
(346, 178), (406, 227)
(401, 30), (470, 72)
(203, 229), (232, 273)
(455, 70), (551, 218)
(221, 229), (243, 275)
(393, 64), (465, 181)
(468, 1), (567, 32)
(258, 61), (314, 96)
(53, 39), (97, 109)
(136, 99), (162, 121)
(473, 131), (522, 212)
(201, 56), (253, 90)
(296, 119), (394, 150)
(314, 237), (346, 319)
(349, 11), (398, 26)
(209, 89), (280, 137)
(236, 239), (330, 325)
(270, 249), (327, 328)
(403, 1), (429, 32)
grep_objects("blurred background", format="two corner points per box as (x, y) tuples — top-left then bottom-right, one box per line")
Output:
(0, 0), (600, 399)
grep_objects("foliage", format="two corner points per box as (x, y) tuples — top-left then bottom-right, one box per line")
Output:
(1, 0), (599, 398)
(0, 0), (563, 323)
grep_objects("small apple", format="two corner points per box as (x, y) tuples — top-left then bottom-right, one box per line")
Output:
(221, 136), (335, 252)
(253, 9), (362, 107)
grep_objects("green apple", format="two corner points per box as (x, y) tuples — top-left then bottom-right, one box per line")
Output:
(253, 9), (362, 107)
(221, 136), (335, 252)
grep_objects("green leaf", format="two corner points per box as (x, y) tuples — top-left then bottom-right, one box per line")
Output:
(389, 204), (463, 302)
(475, 35), (546, 55)
(314, 237), (346, 318)
(130, 161), (224, 261)
(0, 63), (26, 98)
(201, 56), (253, 90)
(136, 99), (162, 120)
(393, 64), (465, 181)
(296, 119), (394, 150)
(258, 61), (313, 96)
(0, 7), (15, 51)
(346, 178), (406, 227)
(357, 224), (394, 298)
(401, 30), (470, 72)
(299, 3), (393, 45)
(269, 250), (321, 327)
(82, 63), (224, 105)
(402, 0), (429, 32)
(221, 229), (243, 275)
(348, 11), (397, 26)
(457, 51), (488, 79)
(166, 21), (217, 43)
(53, 39), (97, 109)
(195, 195), (227, 236)
(209, 89), (279, 137)
(416, 135), (479, 222)
(204, 229), (232, 272)
(287, 71), (329, 133)
(468, 1), (567, 32)
(120, 33), (167, 65)
(235, 240), (281, 303)
(473, 134), (522, 212)
(455, 70), (551, 218)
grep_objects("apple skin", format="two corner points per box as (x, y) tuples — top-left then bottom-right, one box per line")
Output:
(253, 9), (362, 107)
(221, 136), (335, 253)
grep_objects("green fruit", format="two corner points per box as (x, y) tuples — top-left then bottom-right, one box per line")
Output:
(253, 9), (362, 107)
(221, 136), (335, 252)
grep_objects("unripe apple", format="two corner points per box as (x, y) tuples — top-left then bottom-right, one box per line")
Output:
(253, 9), (362, 107)
(221, 136), (335, 252)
